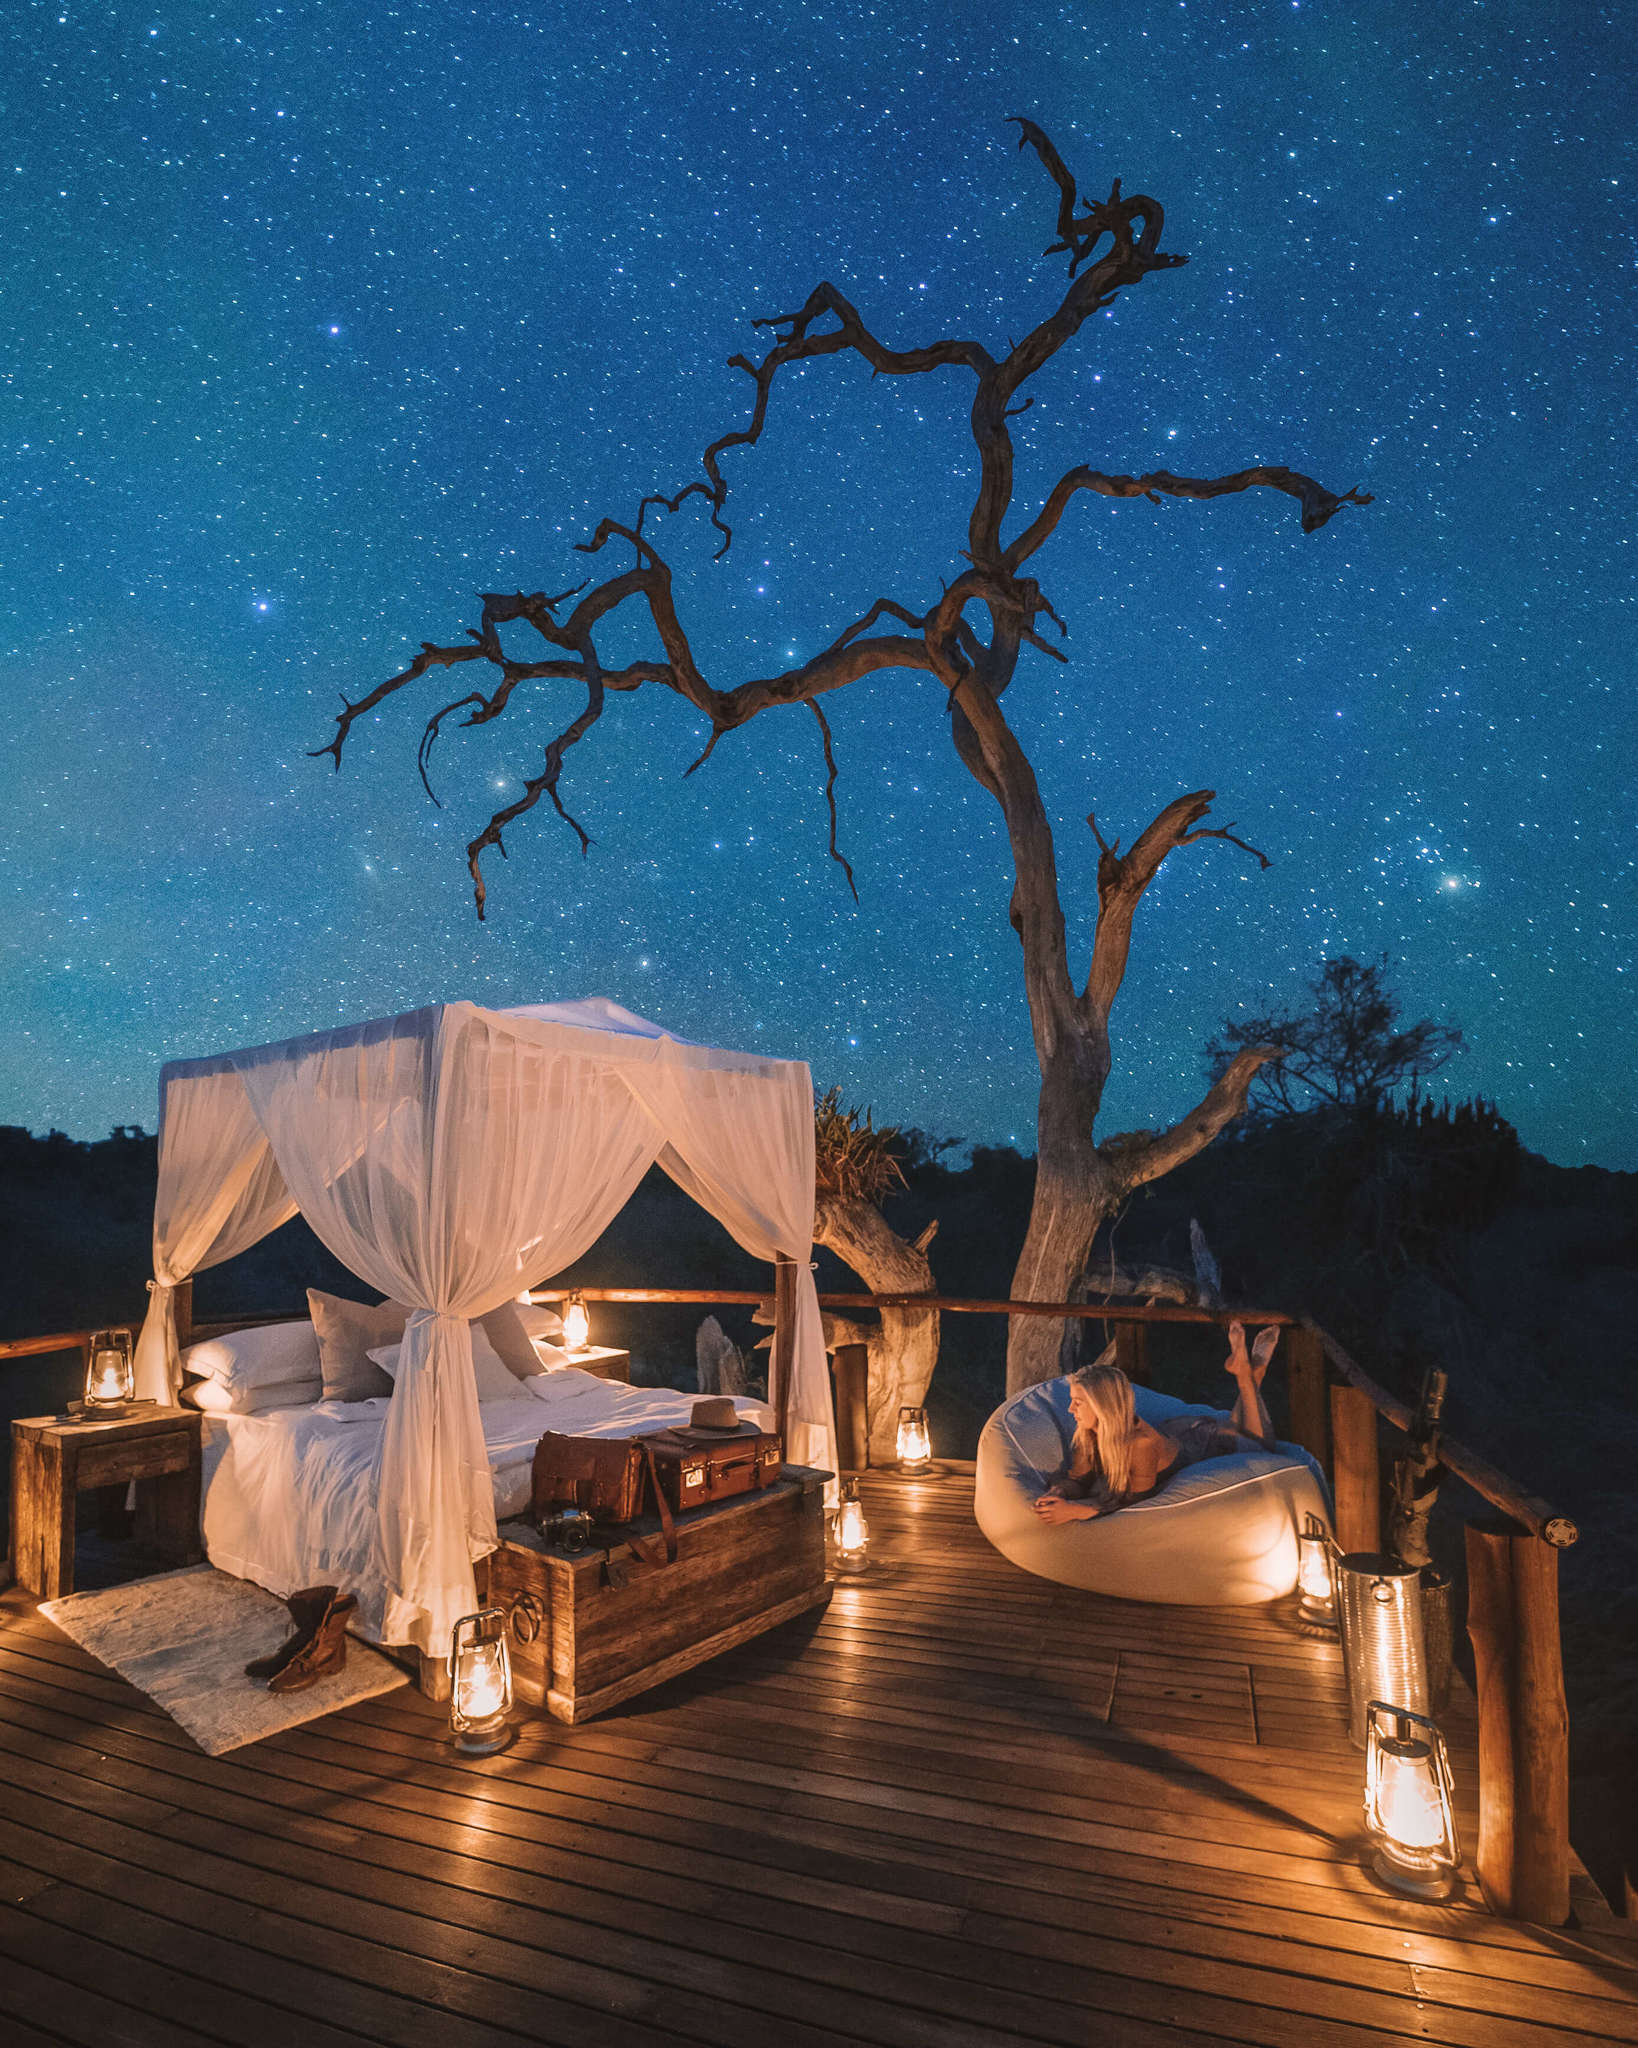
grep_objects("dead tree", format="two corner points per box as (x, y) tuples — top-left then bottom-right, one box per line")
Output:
(316, 121), (1369, 1394)
(810, 1089), (938, 1461)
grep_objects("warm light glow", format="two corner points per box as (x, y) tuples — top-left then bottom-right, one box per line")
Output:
(834, 1477), (870, 1569)
(456, 1641), (508, 1722)
(85, 1329), (134, 1408)
(1296, 1515), (1337, 1622)
(896, 1405), (932, 1472)
(562, 1293), (591, 1353)
(1375, 1749), (1447, 1851)
(449, 1607), (514, 1753)
(1364, 1700), (1459, 1896)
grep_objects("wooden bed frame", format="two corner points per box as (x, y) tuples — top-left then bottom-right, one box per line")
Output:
(141, 1285), (828, 1724)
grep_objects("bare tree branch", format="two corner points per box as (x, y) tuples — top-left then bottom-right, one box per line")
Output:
(465, 636), (606, 919)
(1111, 1045), (1287, 1191)
(308, 125), (1356, 1018)
(1006, 465), (1373, 568)
(1082, 791), (1268, 1026)
(808, 700), (857, 901)
(311, 640), (485, 770)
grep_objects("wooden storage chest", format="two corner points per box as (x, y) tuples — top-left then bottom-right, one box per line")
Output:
(479, 1463), (830, 1723)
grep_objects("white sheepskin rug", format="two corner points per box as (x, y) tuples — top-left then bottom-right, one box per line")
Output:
(40, 1563), (408, 1755)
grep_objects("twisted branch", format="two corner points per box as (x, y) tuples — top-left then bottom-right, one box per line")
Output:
(1112, 1045), (1287, 1192)
(808, 700), (857, 901)
(1006, 465), (1373, 567)
(1083, 792), (1270, 1028)
(315, 121), (1368, 922)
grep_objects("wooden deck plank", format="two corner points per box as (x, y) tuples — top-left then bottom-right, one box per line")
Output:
(0, 1471), (1632, 2048)
(0, 1613), (1569, 1955)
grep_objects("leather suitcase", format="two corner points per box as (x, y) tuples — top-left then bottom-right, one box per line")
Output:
(641, 1425), (782, 1514)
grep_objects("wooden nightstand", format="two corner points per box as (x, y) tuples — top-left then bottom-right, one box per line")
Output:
(544, 1345), (632, 1383)
(10, 1407), (204, 1599)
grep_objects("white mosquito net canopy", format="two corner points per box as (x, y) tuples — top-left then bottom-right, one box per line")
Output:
(133, 997), (835, 1654)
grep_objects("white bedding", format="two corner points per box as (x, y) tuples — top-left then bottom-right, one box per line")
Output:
(201, 1370), (774, 1645)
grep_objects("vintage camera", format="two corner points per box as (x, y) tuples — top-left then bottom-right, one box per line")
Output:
(539, 1506), (595, 1554)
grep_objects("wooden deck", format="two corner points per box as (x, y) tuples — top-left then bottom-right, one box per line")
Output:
(1, 1467), (1635, 2048)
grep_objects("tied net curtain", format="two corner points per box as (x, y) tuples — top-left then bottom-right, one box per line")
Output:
(230, 1007), (664, 1653)
(133, 1062), (299, 1405)
(136, 1000), (837, 1657)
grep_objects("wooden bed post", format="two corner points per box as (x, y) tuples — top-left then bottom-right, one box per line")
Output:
(1329, 1382), (1380, 1552)
(1465, 1514), (1571, 1925)
(770, 1255), (799, 1447)
(831, 1343), (869, 1471)
(172, 1278), (194, 1357)
(1285, 1324), (1330, 1474)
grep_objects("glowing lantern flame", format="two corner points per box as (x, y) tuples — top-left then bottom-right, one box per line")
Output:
(896, 1405), (932, 1473)
(85, 1329), (135, 1408)
(562, 1293), (591, 1353)
(834, 1476), (870, 1570)
(1364, 1700), (1459, 1897)
(1296, 1513), (1337, 1624)
(449, 1607), (514, 1755)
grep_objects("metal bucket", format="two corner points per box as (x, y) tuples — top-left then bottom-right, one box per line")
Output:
(1337, 1552), (1428, 1748)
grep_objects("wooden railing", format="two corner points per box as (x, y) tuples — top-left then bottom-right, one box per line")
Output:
(1, 1284), (1577, 1925)
(532, 1283), (1578, 1925)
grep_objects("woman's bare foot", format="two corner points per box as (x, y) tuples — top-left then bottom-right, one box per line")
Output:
(1250, 1325), (1279, 1385)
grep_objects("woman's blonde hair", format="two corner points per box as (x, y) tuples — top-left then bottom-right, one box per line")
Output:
(1070, 1361), (1137, 1498)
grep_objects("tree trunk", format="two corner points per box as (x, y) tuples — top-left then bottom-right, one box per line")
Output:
(814, 1196), (939, 1462)
(1005, 1057), (1118, 1394)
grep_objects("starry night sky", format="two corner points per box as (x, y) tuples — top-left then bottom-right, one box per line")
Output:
(2, 2), (1633, 1168)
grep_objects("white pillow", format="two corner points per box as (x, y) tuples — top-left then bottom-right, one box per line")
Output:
(182, 1375), (323, 1414)
(307, 1288), (408, 1403)
(367, 1327), (523, 1404)
(515, 1302), (565, 1342)
(480, 1300), (546, 1380)
(182, 1320), (322, 1392)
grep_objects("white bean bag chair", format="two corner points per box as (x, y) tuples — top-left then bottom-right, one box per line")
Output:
(975, 1376), (1332, 1606)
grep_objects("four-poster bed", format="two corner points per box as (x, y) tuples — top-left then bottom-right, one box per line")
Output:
(132, 997), (838, 1675)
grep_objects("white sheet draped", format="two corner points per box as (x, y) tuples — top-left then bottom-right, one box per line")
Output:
(137, 998), (838, 1656)
(134, 1062), (297, 1404)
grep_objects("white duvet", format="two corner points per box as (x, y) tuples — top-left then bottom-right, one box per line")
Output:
(201, 1370), (774, 1645)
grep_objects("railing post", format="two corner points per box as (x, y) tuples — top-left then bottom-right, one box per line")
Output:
(1465, 1514), (1571, 1925)
(1113, 1319), (1150, 1387)
(1329, 1382), (1380, 1552)
(1285, 1324), (1330, 1475)
(831, 1343), (869, 1472)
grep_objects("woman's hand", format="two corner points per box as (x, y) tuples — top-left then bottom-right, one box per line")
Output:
(1034, 1494), (1099, 1524)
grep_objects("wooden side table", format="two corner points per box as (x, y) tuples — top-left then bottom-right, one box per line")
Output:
(10, 1408), (204, 1599)
(547, 1346), (631, 1383)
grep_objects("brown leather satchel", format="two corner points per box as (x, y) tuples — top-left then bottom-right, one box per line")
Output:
(531, 1431), (645, 1522)
(530, 1432), (677, 1563)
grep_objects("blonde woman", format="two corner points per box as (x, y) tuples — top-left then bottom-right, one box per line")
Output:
(1033, 1321), (1280, 1525)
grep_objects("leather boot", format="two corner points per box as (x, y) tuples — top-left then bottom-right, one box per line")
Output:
(245, 1584), (338, 1682)
(267, 1590), (357, 1693)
